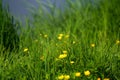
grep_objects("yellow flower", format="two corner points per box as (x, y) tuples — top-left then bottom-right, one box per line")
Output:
(44, 34), (48, 38)
(59, 34), (64, 37)
(70, 61), (74, 64)
(104, 78), (110, 80)
(116, 40), (120, 44)
(91, 43), (95, 47)
(58, 36), (62, 40)
(62, 50), (68, 54)
(97, 78), (101, 80)
(58, 75), (64, 80)
(64, 75), (70, 80)
(73, 41), (76, 44)
(58, 34), (64, 40)
(58, 54), (67, 59)
(84, 70), (90, 76)
(75, 72), (81, 77)
(24, 48), (28, 52)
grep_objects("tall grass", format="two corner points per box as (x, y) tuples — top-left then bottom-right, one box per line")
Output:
(0, 0), (120, 80)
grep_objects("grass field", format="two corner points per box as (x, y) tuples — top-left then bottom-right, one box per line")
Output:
(0, 0), (120, 80)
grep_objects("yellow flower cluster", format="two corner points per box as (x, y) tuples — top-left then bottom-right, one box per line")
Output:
(58, 70), (91, 80)
(57, 71), (110, 79)
(58, 34), (64, 40)
(58, 54), (67, 59)
(97, 78), (110, 80)
(58, 74), (70, 80)
(57, 33), (70, 40)
(58, 50), (68, 59)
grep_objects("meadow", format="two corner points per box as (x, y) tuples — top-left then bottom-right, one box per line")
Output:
(0, 0), (120, 80)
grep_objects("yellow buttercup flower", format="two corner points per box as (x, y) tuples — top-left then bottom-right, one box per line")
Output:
(75, 72), (81, 77)
(58, 75), (64, 80)
(24, 48), (28, 52)
(70, 61), (74, 64)
(44, 34), (48, 38)
(58, 54), (67, 59)
(104, 78), (110, 80)
(84, 70), (90, 76)
(91, 43), (95, 47)
(116, 40), (120, 44)
(73, 41), (76, 44)
(58, 36), (62, 40)
(97, 78), (101, 80)
(64, 75), (70, 80)
(59, 34), (64, 37)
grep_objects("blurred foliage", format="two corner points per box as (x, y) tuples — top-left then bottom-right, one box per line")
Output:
(98, 0), (120, 36)
(0, 0), (119, 79)
(0, 0), (19, 52)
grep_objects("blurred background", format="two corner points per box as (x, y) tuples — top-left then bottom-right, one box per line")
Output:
(2, 0), (100, 25)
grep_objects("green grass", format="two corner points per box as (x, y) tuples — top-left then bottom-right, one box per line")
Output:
(0, 0), (120, 80)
